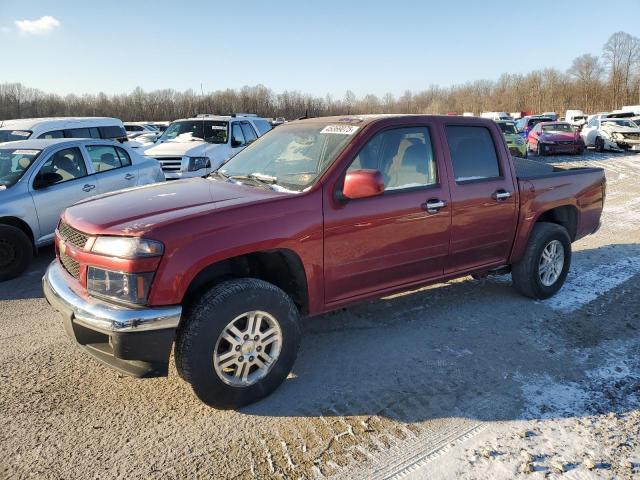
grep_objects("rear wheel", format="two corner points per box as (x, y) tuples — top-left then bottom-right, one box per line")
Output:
(175, 278), (301, 409)
(595, 136), (605, 152)
(0, 225), (33, 282)
(511, 222), (571, 299)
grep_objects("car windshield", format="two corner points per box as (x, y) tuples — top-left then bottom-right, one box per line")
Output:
(542, 123), (573, 132)
(498, 122), (517, 134)
(0, 130), (32, 142)
(0, 148), (41, 188)
(602, 119), (637, 128)
(159, 120), (228, 143)
(529, 117), (552, 127)
(218, 123), (356, 192)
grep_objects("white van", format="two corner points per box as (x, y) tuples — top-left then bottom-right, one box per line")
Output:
(565, 110), (588, 127)
(0, 117), (128, 144)
(480, 112), (512, 121)
(143, 114), (273, 179)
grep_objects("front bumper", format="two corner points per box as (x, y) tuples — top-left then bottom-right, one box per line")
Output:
(43, 260), (182, 377)
(540, 142), (583, 154)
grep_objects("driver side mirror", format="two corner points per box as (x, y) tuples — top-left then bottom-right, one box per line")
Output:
(340, 169), (385, 201)
(33, 172), (63, 190)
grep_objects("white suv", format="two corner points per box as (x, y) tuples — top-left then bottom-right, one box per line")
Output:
(143, 114), (273, 179)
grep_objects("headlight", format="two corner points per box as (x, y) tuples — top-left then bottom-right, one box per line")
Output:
(91, 237), (164, 258)
(612, 132), (623, 140)
(87, 267), (154, 305)
(187, 156), (211, 172)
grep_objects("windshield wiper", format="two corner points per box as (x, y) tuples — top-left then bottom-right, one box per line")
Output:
(225, 173), (277, 190)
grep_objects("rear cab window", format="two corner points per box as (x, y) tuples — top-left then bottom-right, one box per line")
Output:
(445, 126), (501, 183)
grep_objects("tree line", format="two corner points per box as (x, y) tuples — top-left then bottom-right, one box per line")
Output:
(1, 31), (639, 122)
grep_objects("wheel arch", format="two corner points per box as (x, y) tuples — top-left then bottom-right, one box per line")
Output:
(534, 205), (578, 241)
(0, 216), (36, 252)
(181, 248), (310, 317)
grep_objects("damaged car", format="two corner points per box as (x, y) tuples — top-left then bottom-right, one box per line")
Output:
(581, 115), (640, 152)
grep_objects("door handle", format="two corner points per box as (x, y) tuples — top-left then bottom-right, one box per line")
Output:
(492, 189), (512, 201)
(125, 173), (136, 180)
(82, 184), (96, 192)
(422, 198), (447, 214)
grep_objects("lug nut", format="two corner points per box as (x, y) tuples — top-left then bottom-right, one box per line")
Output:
(235, 345), (241, 351)
(243, 334), (249, 340)
(256, 346), (262, 352)
(249, 356), (254, 361)
(238, 356), (244, 362)
(254, 335), (260, 341)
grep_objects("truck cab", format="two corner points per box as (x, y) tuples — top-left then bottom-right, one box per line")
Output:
(143, 114), (272, 179)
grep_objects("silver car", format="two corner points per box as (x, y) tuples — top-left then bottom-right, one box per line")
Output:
(0, 138), (165, 280)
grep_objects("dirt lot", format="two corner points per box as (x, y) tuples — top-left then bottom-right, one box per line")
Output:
(1, 149), (639, 479)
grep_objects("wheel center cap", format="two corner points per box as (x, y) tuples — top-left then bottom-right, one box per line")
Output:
(241, 341), (256, 355)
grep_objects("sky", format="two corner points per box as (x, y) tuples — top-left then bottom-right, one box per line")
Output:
(1, 0), (639, 99)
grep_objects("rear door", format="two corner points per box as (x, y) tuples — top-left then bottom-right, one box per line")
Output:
(442, 123), (518, 274)
(84, 144), (137, 193)
(30, 146), (96, 243)
(323, 123), (452, 305)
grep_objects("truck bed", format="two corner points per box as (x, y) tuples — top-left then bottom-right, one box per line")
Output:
(513, 157), (602, 180)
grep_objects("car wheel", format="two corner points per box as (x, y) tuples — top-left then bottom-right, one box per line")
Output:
(175, 278), (301, 409)
(511, 222), (571, 299)
(595, 137), (604, 152)
(577, 146), (585, 155)
(536, 142), (544, 156)
(0, 225), (33, 282)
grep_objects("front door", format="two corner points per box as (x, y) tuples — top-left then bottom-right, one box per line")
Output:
(323, 125), (452, 305)
(442, 124), (518, 274)
(30, 146), (96, 243)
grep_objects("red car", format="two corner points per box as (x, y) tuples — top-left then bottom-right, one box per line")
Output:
(528, 121), (585, 156)
(43, 115), (605, 408)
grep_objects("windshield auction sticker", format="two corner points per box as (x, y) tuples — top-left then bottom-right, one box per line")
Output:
(321, 125), (360, 135)
(12, 149), (40, 155)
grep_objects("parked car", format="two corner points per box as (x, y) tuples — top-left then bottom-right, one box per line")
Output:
(527, 122), (585, 156)
(43, 115), (605, 409)
(143, 114), (273, 179)
(515, 115), (554, 140)
(580, 115), (640, 152)
(480, 112), (512, 121)
(0, 117), (128, 144)
(151, 121), (171, 132)
(0, 139), (164, 280)
(565, 110), (588, 128)
(542, 112), (558, 121)
(496, 120), (527, 157)
(124, 122), (162, 141)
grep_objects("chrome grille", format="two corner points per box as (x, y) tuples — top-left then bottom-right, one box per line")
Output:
(154, 157), (184, 172)
(58, 221), (88, 249)
(60, 252), (80, 279)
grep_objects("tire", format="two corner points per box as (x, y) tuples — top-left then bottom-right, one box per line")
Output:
(595, 136), (604, 152)
(511, 222), (571, 300)
(536, 142), (544, 156)
(0, 225), (33, 282)
(175, 278), (301, 409)
(523, 148), (528, 159)
(577, 146), (585, 155)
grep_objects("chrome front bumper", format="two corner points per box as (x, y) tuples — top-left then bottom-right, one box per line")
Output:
(43, 260), (181, 334)
(43, 260), (182, 377)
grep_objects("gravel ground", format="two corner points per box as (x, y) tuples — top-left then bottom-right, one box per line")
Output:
(1, 149), (639, 479)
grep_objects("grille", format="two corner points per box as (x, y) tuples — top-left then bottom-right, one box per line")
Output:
(60, 252), (80, 279)
(155, 157), (184, 172)
(58, 221), (88, 249)
(558, 141), (575, 145)
(623, 133), (640, 139)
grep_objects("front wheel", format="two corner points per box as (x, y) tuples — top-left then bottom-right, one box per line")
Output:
(175, 278), (301, 409)
(536, 142), (544, 156)
(595, 136), (605, 152)
(511, 222), (571, 299)
(0, 225), (33, 282)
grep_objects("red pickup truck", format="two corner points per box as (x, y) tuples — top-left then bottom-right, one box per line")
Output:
(43, 115), (605, 408)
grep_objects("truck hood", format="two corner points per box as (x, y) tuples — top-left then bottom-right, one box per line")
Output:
(143, 140), (222, 157)
(63, 178), (283, 235)
(540, 131), (579, 142)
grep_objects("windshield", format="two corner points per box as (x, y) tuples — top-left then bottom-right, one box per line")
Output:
(542, 123), (573, 132)
(0, 148), (41, 188)
(0, 130), (32, 142)
(218, 123), (356, 192)
(159, 120), (228, 143)
(602, 119), (637, 128)
(498, 122), (517, 134)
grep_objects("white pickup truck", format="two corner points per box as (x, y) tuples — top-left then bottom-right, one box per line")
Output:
(143, 114), (273, 179)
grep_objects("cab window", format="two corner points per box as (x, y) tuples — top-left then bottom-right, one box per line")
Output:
(347, 126), (437, 191)
(445, 126), (500, 183)
(38, 130), (64, 139)
(240, 122), (257, 143)
(231, 123), (246, 146)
